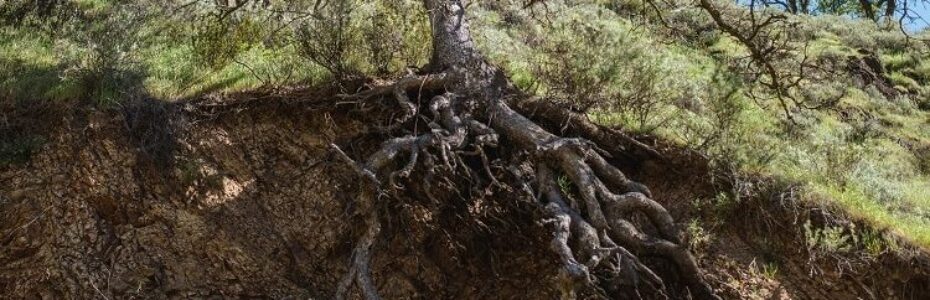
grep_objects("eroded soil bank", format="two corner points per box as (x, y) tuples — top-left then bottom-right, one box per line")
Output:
(1, 88), (928, 299)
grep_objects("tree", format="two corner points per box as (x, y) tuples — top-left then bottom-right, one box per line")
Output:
(884, 0), (897, 20)
(763, 0), (811, 14)
(857, 0), (897, 22)
(2, 0), (720, 298)
(859, 0), (878, 20)
(328, 0), (720, 299)
(760, 0), (914, 25)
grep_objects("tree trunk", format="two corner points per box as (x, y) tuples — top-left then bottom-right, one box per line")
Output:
(884, 0), (896, 21)
(423, 0), (482, 70)
(422, 0), (513, 99)
(787, 0), (799, 14)
(860, 0), (877, 21)
(420, 0), (562, 149)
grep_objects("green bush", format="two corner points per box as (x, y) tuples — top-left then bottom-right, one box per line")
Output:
(358, 0), (430, 75)
(190, 16), (262, 70)
(525, 4), (701, 132)
(802, 15), (909, 52)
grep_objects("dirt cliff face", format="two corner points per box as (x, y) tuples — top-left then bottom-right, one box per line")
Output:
(0, 91), (558, 299)
(1, 90), (929, 299)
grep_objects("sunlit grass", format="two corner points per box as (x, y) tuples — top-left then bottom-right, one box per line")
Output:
(143, 43), (322, 100)
(809, 181), (930, 248)
(2, 23), (323, 102)
(0, 28), (84, 101)
(469, 3), (930, 250)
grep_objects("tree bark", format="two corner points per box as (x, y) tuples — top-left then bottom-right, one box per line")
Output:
(423, 0), (482, 70)
(422, 0), (510, 96)
(884, 0), (896, 21)
(859, 0), (877, 21)
(799, 0), (810, 14)
(787, 0), (799, 14)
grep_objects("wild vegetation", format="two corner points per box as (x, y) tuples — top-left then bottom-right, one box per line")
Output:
(2, 0), (930, 299)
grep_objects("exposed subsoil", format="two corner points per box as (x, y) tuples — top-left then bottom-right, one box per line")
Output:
(1, 86), (928, 299)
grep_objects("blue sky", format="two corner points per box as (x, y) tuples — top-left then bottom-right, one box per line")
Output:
(737, 1), (930, 31)
(904, 2), (930, 31)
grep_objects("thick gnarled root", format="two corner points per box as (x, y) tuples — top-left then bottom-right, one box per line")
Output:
(328, 75), (718, 299)
(533, 138), (718, 300)
(329, 87), (498, 300)
(330, 146), (383, 300)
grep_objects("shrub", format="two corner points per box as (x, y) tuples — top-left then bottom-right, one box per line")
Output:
(911, 59), (930, 83)
(0, 0), (78, 29)
(888, 72), (920, 94)
(528, 5), (686, 131)
(121, 96), (176, 168)
(803, 15), (909, 52)
(804, 221), (853, 252)
(358, 0), (430, 75)
(294, 0), (362, 79)
(1, 2), (149, 104)
(190, 15), (262, 70)
(50, 2), (151, 105)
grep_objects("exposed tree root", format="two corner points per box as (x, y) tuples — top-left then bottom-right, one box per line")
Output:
(327, 72), (720, 299)
(323, 1), (717, 298)
(330, 145), (383, 300)
(525, 126), (716, 299)
(329, 85), (499, 299)
(538, 165), (667, 299)
(514, 98), (665, 161)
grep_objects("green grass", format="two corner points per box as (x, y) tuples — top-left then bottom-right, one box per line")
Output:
(736, 92), (930, 248)
(810, 182), (930, 247)
(1, 14), (323, 103)
(0, 28), (83, 101)
(469, 2), (930, 250)
(142, 43), (323, 100)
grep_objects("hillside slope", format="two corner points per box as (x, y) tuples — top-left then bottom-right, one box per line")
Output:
(2, 89), (929, 299)
(3, 0), (930, 299)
